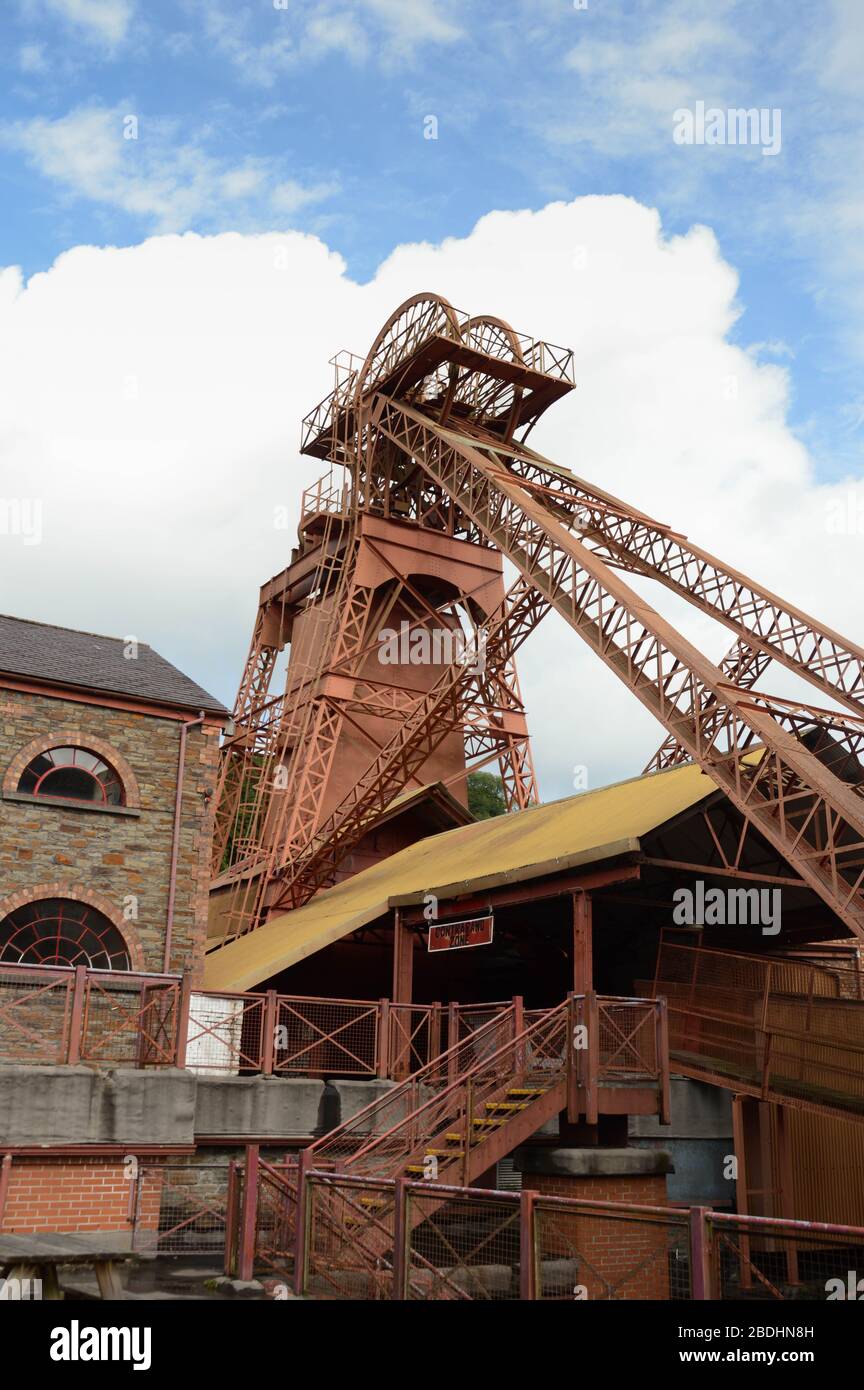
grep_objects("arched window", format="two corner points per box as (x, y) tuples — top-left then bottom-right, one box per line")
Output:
(0, 898), (131, 970)
(17, 746), (124, 806)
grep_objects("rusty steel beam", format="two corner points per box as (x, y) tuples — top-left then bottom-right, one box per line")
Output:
(646, 638), (773, 772)
(464, 431), (864, 717)
(211, 293), (864, 953)
(269, 573), (549, 911)
(375, 397), (864, 939)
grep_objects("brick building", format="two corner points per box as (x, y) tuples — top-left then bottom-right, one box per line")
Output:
(0, 614), (227, 982)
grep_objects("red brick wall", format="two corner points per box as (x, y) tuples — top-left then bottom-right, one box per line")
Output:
(531, 1172), (672, 1300)
(0, 1157), (161, 1236)
(532, 1172), (668, 1204)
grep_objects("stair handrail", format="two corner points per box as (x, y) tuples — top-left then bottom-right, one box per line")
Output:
(348, 1001), (571, 1170)
(305, 1001), (523, 1164)
(311, 1001), (571, 1177)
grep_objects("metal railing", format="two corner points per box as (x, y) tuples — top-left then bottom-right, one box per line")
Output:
(0, 962), (512, 1080)
(299, 471), (352, 525)
(122, 1151), (864, 1301)
(285, 1173), (864, 1300)
(132, 1162), (233, 1256)
(649, 940), (864, 1117)
(304, 994), (669, 1178)
(299, 304), (576, 454)
(0, 962), (182, 1068)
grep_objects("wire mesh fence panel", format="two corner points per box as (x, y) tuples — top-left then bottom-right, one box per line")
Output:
(597, 999), (659, 1079)
(388, 1005), (439, 1078)
(535, 1201), (692, 1301)
(0, 966), (73, 1062)
(771, 949), (864, 1001)
(655, 941), (844, 1003)
(711, 1217), (864, 1301)
(185, 992), (266, 1074)
(274, 997), (380, 1076)
(293, 1175), (864, 1301)
(406, 1189), (522, 1300)
(651, 941), (864, 1113)
(254, 1160), (299, 1283)
(455, 1003), (511, 1045)
(763, 1001), (864, 1110)
(0, 966), (516, 1078)
(132, 1163), (231, 1256)
(303, 1175), (397, 1300)
(80, 977), (180, 1066)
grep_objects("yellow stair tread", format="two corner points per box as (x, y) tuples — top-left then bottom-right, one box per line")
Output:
(485, 1101), (528, 1111)
(507, 1088), (548, 1096)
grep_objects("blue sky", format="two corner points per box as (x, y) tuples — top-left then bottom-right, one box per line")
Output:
(1, 0), (862, 791)
(1, 0), (863, 486)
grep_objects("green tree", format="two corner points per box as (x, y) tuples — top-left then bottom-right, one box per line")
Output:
(467, 771), (507, 820)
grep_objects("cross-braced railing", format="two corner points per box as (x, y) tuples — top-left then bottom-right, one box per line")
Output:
(290, 1176), (864, 1300)
(0, 962), (514, 1082)
(305, 994), (669, 1181)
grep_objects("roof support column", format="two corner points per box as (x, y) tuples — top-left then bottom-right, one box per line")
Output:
(391, 907), (414, 1004)
(571, 890), (593, 995)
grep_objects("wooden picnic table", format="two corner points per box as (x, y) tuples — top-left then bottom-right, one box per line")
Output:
(0, 1232), (137, 1299)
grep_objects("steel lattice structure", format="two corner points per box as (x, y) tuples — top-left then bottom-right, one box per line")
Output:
(210, 293), (864, 945)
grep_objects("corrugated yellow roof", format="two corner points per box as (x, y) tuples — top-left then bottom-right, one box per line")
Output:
(203, 761), (721, 993)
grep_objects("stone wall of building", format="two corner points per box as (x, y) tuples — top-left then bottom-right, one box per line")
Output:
(0, 688), (221, 980)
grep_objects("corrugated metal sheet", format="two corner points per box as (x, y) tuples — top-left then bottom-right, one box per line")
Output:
(204, 762), (718, 993)
(784, 1110), (864, 1227)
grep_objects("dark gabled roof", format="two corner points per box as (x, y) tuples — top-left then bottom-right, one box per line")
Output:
(0, 613), (228, 717)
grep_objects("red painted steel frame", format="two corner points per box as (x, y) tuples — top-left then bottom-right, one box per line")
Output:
(208, 292), (864, 945)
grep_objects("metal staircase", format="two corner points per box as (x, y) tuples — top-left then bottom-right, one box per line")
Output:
(292, 994), (669, 1295)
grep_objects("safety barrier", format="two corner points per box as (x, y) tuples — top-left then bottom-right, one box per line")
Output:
(0, 963), (181, 1067)
(287, 1173), (864, 1300)
(0, 961), (511, 1080)
(649, 939), (864, 1118)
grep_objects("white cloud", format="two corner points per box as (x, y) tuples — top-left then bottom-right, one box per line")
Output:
(18, 42), (48, 74)
(556, 9), (748, 153)
(359, 0), (462, 56)
(271, 178), (340, 214)
(2, 104), (338, 234)
(42, 0), (134, 47)
(821, 0), (864, 97)
(199, 0), (461, 86)
(0, 197), (860, 796)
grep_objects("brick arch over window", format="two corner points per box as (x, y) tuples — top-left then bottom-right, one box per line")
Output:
(0, 884), (145, 972)
(3, 730), (141, 809)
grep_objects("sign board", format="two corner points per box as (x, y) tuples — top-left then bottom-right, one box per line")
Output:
(427, 914), (494, 953)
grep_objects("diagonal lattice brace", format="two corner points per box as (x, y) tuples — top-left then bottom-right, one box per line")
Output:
(375, 397), (864, 939)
